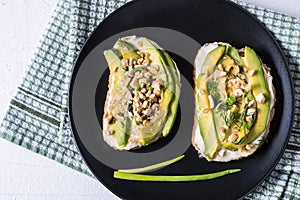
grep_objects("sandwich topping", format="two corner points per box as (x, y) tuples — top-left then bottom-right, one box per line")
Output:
(122, 55), (165, 127)
(193, 43), (275, 161)
(102, 36), (180, 150)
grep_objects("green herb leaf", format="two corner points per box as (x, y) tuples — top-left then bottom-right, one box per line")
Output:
(227, 95), (236, 106)
(134, 86), (140, 91)
(207, 80), (220, 101)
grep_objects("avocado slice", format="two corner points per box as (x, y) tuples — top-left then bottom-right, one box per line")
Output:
(116, 39), (140, 59)
(240, 46), (271, 145)
(110, 116), (131, 147)
(142, 38), (179, 137)
(221, 56), (235, 72)
(196, 75), (219, 159)
(103, 49), (131, 146)
(104, 48), (123, 74)
(160, 50), (180, 137)
(228, 46), (242, 66)
(222, 141), (239, 151)
(133, 38), (175, 144)
(201, 46), (226, 75)
(196, 46), (226, 158)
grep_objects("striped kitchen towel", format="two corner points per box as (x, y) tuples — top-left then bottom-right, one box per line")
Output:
(0, 0), (299, 198)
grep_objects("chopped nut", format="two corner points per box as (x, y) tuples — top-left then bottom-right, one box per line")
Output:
(208, 95), (215, 109)
(232, 127), (239, 134)
(202, 108), (209, 113)
(232, 65), (240, 75)
(228, 133), (238, 142)
(218, 149), (226, 157)
(228, 79), (237, 88)
(245, 115), (253, 122)
(233, 81), (241, 89)
(219, 127), (226, 137)
(139, 92), (145, 100)
(255, 93), (266, 104)
(200, 89), (206, 95)
(143, 120), (150, 126)
(217, 64), (223, 71)
(248, 100), (255, 107)
(140, 82), (146, 88)
(238, 73), (246, 80)
(152, 80), (161, 92)
(248, 70), (255, 76)
(128, 65), (133, 71)
(146, 90), (152, 97)
(128, 57), (133, 66)
(142, 59), (149, 66)
(215, 70), (227, 78)
(141, 88), (147, 94)
(247, 107), (256, 116)
(142, 108), (151, 116)
(150, 94), (157, 102)
(104, 129), (115, 135)
(137, 58), (144, 65)
(142, 100), (149, 108)
(133, 96), (139, 103)
(245, 144), (254, 150)
(132, 59), (137, 65)
(121, 58), (129, 66)
(154, 89), (161, 97)
(137, 51), (144, 57)
(233, 89), (244, 98)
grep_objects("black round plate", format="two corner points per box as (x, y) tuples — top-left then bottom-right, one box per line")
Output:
(68, 0), (294, 199)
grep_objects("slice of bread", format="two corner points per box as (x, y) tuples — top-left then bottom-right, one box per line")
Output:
(192, 42), (275, 162)
(103, 36), (180, 150)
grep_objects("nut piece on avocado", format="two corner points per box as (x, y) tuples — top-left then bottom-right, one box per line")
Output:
(245, 144), (254, 150)
(248, 99), (255, 107)
(245, 115), (253, 122)
(233, 89), (244, 98)
(217, 149), (226, 157)
(202, 108), (209, 113)
(200, 89), (206, 95)
(256, 93), (266, 104)
(228, 133), (238, 142)
(219, 127), (226, 137)
(104, 129), (114, 136)
(247, 107), (256, 116)
(248, 69), (255, 76)
(208, 95), (215, 109)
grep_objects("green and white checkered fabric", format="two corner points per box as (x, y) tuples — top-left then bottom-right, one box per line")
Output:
(0, 0), (299, 198)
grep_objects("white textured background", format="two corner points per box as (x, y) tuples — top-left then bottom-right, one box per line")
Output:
(0, 0), (299, 199)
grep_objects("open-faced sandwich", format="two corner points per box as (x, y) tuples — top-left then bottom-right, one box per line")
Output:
(102, 36), (180, 150)
(192, 42), (275, 162)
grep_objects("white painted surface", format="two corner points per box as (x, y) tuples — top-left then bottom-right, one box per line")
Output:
(0, 0), (298, 199)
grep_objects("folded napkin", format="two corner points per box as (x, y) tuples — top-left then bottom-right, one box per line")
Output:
(0, 0), (299, 198)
